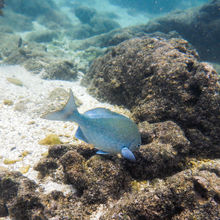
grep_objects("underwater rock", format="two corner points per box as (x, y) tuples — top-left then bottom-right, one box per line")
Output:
(0, 33), (23, 59)
(100, 161), (220, 219)
(65, 23), (93, 40)
(37, 8), (73, 30)
(26, 30), (58, 43)
(109, 0), (179, 14)
(144, 0), (220, 62)
(130, 121), (190, 179)
(70, 1), (220, 63)
(35, 122), (190, 202)
(58, 147), (129, 204)
(2, 41), (79, 77)
(0, 168), (46, 219)
(43, 60), (78, 81)
(3, 41), (49, 73)
(0, 9), (33, 32)
(30, 142), (220, 219)
(71, 4), (120, 39)
(83, 37), (220, 157)
(6, 0), (56, 18)
(83, 37), (197, 107)
(34, 157), (59, 178)
(89, 16), (120, 36)
(73, 5), (97, 25)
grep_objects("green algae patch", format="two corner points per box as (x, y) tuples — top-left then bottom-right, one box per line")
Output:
(3, 158), (22, 164)
(19, 165), (30, 174)
(131, 180), (149, 192)
(39, 134), (62, 145)
(7, 77), (23, 86)
(3, 99), (13, 105)
(21, 150), (30, 157)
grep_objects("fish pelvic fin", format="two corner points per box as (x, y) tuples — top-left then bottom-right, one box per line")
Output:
(121, 147), (136, 162)
(96, 150), (109, 155)
(42, 89), (81, 122)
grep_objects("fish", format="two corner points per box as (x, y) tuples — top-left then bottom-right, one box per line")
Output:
(43, 89), (141, 161)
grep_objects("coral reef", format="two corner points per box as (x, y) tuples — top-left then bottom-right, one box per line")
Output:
(83, 37), (220, 157)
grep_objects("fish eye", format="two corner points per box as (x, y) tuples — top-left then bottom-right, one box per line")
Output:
(137, 144), (141, 147)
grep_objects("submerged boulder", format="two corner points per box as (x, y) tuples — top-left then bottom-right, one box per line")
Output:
(0, 168), (46, 219)
(83, 37), (220, 157)
(100, 163), (220, 219)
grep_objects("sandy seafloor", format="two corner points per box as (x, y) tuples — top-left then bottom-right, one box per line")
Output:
(0, 65), (123, 201)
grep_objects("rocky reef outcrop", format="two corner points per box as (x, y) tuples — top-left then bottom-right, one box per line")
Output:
(71, 0), (220, 63)
(1, 140), (219, 219)
(83, 37), (220, 158)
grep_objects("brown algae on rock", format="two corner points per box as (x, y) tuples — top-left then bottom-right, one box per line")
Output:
(6, 77), (23, 86)
(39, 134), (62, 145)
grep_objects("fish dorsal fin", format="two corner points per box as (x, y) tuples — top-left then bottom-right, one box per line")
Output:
(121, 147), (136, 162)
(84, 108), (125, 119)
(75, 126), (89, 143)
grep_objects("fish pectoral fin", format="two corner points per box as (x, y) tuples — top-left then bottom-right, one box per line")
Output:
(75, 126), (89, 143)
(96, 150), (109, 155)
(121, 147), (136, 161)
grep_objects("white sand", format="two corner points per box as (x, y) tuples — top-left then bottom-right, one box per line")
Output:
(0, 64), (121, 194)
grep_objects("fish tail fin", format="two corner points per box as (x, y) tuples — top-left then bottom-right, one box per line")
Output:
(42, 89), (81, 122)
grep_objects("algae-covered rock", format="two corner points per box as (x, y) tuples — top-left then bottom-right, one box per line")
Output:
(73, 5), (96, 25)
(43, 60), (78, 81)
(0, 10), (33, 32)
(127, 121), (190, 180)
(83, 37), (220, 157)
(100, 162), (220, 219)
(34, 157), (58, 178)
(31, 143), (220, 219)
(26, 30), (58, 43)
(0, 168), (46, 219)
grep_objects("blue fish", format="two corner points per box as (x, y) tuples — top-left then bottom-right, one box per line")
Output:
(43, 89), (141, 161)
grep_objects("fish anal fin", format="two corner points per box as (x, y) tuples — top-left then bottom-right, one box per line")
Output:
(96, 150), (109, 155)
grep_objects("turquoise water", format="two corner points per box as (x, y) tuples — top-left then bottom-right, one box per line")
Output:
(1, 0), (218, 64)
(0, 1), (219, 219)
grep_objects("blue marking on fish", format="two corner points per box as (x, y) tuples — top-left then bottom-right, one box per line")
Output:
(43, 89), (141, 161)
